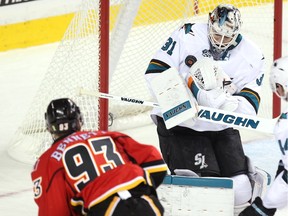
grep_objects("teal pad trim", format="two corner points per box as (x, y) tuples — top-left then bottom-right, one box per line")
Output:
(163, 175), (233, 189)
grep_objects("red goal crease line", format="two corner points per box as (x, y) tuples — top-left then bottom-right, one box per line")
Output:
(0, 188), (31, 199)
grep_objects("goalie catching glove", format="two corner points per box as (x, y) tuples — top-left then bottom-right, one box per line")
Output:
(187, 57), (238, 111)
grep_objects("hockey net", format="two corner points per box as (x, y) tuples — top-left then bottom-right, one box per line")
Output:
(8, 0), (277, 164)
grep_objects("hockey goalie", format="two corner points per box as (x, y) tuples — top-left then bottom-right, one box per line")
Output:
(146, 57), (270, 215)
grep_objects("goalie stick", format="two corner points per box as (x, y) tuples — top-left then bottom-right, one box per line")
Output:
(79, 88), (278, 134)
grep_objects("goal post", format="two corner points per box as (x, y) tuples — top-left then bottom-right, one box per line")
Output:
(273, 0), (283, 118)
(99, 0), (109, 131)
(8, 0), (281, 164)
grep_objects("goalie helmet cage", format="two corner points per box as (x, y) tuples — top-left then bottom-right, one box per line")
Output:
(8, 0), (282, 164)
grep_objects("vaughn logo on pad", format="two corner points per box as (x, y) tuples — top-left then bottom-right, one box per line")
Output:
(163, 101), (192, 120)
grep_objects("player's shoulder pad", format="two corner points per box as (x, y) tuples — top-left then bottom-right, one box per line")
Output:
(238, 36), (265, 69)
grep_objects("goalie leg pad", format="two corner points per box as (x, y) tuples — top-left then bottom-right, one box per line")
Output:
(232, 174), (252, 205)
(262, 169), (288, 209)
(246, 156), (270, 202)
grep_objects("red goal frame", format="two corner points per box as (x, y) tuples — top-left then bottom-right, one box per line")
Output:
(273, 0), (283, 118)
(99, 0), (110, 130)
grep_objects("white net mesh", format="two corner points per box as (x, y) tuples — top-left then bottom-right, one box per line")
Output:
(8, 0), (101, 163)
(8, 0), (275, 164)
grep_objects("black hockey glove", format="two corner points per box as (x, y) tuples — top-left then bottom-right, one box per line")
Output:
(239, 197), (276, 216)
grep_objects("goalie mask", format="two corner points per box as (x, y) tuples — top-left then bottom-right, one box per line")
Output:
(45, 98), (83, 136)
(208, 4), (242, 60)
(269, 56), (288, 101)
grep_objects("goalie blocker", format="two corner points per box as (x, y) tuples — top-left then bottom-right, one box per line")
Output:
(150, 67), (198, 129)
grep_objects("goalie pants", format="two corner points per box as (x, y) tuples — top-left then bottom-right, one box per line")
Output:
(156, 116), (248, 177)
(88, 183), (164, 216)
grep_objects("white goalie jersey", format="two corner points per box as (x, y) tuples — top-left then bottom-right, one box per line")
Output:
(145, 23), (265, 131)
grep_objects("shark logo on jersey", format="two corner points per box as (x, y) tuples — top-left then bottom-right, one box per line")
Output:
(181, 23), (195, 36)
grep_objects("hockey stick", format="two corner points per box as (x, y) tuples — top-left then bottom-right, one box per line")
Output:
(79, 88), (278, 133)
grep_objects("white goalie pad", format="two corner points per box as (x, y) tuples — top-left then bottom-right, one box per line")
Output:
(150, 67), (198, 129)
(158, 175), (234, 216)
(234, 158), (271, 216)
(246, 156), (270, 201)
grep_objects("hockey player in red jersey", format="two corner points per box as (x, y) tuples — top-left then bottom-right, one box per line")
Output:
(31, 98), (167, 216)
(239, 57), (288, 215)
